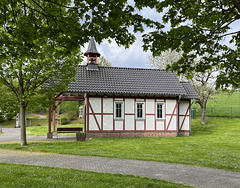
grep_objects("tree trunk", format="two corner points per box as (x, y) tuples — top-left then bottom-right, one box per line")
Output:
(201, 101), (207, 125)
(18, 63), (27, 146)
(20, 103), (27, 146)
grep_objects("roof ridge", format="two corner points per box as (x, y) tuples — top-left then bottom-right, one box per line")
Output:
(79, 65), (167, 71)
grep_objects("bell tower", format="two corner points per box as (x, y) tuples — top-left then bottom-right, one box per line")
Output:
(84, 37), (101, 64)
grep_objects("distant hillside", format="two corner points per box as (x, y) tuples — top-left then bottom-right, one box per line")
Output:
(207, 92), (240, 108)
(192, 91), (240, 118)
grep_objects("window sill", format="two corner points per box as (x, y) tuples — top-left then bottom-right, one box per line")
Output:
(114, 118), (124, 121)
(156, 118), (165, 121)
(135, 118), (145, 121)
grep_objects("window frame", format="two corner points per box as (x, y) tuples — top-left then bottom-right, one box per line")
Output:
(114, 101), (124, 120)
(135, 102), (145, 120)
(156, 102), (165, 120)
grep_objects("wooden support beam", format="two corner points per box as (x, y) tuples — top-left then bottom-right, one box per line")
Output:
(56, 99), (65, 108)
(55, 96), (84, 101)
(53, 105), (56, 132)
(48, 105), (51, 133)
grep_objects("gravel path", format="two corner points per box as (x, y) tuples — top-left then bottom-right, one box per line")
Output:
(0, 149), (239, 188)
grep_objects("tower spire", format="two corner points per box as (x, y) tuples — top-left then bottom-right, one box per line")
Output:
(84, 37), (101, 64)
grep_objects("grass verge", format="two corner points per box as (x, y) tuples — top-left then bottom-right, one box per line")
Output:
(0, 118), (239, 172)
(0, 163), (191, 188)
(26, 124), (84, 136)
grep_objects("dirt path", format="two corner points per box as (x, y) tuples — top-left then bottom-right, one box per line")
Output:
(30, 113), (46, 119)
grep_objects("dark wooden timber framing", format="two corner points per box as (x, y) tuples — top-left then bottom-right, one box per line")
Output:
(47, 95), (84, 139)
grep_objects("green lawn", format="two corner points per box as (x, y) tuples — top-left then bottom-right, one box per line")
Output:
(192, 91), (240, 118)
(207, 92), (240, 107)
(27, 124), (84, 136)
(0, 163), (190, 188)
(0, 114), (84, 129)
(0, 118), (239, 172)
(0, 114), (48, 128)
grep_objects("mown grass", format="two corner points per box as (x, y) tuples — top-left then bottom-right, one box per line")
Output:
(26, 124), (84, 136)
(0, 113), (84, 129)
(207, 92), (240, 107)
(0, 119), (17, 128)
(0, 118), (239, 172)
(0, 114), (48, 128)
(0, 163), (190, 188)
(192, 91), (240, 118)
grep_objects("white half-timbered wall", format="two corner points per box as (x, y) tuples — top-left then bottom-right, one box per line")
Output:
(86, 96), (191, 133)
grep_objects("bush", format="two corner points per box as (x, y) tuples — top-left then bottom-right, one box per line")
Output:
(46, 113), (53, 122)
(61, 117), (68, 125)
(0, 115), (4, 123)
(65, 111), (77, 122)
(6, 113), (15, 121)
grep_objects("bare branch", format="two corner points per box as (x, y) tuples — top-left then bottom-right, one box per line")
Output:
(0, 74), (20, 101)
(219, 30), (240, 38)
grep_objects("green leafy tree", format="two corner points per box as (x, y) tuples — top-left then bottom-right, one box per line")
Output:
(83, 56), (112, 67)
(98, 56), (112, 67)
(143, 0), (240, 89)
(0, 83), (18, 114)
(27, 89), (49, 113)
(0, 1), (159, 145)
(147, 51), (217, 125)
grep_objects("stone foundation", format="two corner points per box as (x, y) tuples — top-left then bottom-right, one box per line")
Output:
(86, 131), (186, 138)
(76, 132), (86, 141)
(47, 132), (53, 139)
(178, 132), (190, 137)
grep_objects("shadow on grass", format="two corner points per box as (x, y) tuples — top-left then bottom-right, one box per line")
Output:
(191, 118), (223, 136)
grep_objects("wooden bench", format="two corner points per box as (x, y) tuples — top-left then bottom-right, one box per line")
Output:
(57, 127), (84, 141)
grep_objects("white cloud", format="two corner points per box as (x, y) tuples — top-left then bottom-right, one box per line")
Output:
(82, 5), (239, 69)
(81, 7), (164, 68)
(82, 33), (149, 68)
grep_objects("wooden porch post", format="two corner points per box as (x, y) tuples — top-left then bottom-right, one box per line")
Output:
(53, 105), (56, 134)
(47, 105), (53, 139)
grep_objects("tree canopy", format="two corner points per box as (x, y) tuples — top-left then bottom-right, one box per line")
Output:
(143, 0), (240, 89)
(0, 0), (160, 145)
(1, 0), (240, 145)
(147, 50), (217, 125)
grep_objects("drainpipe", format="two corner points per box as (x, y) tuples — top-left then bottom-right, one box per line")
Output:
(177, 95), (181, 137)
(189, 99), (196, 136)
(84, 93), (87, 138)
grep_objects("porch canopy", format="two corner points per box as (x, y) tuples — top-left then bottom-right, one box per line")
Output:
(47, 92), (84, 138)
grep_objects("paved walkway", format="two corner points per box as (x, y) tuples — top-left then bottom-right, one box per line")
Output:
(0, 128), (76, 143)
(0, 149), (239, 188)
(0, 128), (240, 187)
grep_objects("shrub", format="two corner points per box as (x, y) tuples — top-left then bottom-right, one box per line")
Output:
(6, 113), (15, 121)
(61, 117), (68, 125)
(0, 115), (4, 123)
(65, 111), (77, 122)
(46, 113), (53, 122)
